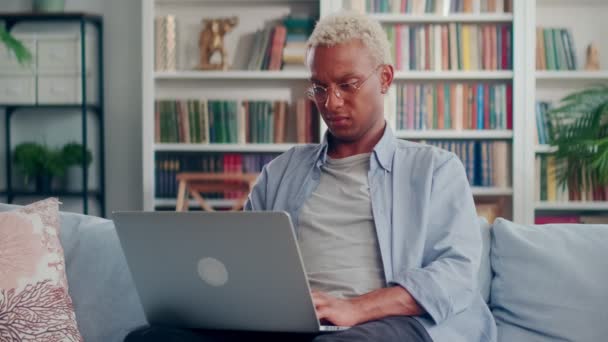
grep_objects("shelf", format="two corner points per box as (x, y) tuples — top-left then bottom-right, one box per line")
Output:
(155, 70), (310, 80)
(154, 198), (236, 208)
(154, 70), (513, 81)
(394, 71), (513, 80)
(535, 71), (608, 80)
(368, 13), (513, 23)
(537, 0), (607, 6)
(535, 202), (608, 211)
(154, 143), (298, 153)
(0, 12), (102, 25)
(471, 187), (513, 196)
(8, 190), (103, 198)
(535, 145), (557, 153)
(395, 130), (513, 139)
(0, 104), (100, 110)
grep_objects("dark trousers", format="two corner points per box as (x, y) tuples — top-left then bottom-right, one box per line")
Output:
(124, 316), (433, 342)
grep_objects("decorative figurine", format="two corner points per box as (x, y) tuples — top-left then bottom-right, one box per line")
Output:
(197, 16), (238, 70)
(584, 43), (600, 71)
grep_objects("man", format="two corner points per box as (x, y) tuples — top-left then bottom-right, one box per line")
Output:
(127, 11), (496, 342)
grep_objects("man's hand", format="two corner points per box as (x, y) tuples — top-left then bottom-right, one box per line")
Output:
(312, 291), (363, 327)
(312, 286), (425, 326)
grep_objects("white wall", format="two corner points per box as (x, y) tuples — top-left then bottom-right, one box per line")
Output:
(0, 0), (143, 216)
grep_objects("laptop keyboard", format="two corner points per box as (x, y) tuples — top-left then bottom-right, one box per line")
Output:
(320, 325), (350, 332)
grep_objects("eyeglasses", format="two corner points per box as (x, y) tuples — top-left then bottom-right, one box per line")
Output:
(306, 65), (382, 104)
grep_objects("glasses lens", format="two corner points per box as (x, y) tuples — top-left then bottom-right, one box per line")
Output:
(311, 86), (328, 102)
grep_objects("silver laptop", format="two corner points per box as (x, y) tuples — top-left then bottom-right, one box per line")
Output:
(113, 211), (349, 333)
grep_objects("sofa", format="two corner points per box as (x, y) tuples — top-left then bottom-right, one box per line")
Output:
(1, 202), (607, 342)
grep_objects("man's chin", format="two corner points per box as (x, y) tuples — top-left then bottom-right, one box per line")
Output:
(328, 129), (359, 143)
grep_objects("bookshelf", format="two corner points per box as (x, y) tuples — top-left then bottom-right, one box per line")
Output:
(524, 0), (608, 223)
(142, 0), (526, 221)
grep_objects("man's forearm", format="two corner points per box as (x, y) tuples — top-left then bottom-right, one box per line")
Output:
(352, 286), (425, 324)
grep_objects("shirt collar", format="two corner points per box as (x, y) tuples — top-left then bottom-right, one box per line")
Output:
(314, 121), (396, 172)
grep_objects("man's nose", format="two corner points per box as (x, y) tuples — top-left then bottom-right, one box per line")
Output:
(324, 86), (344, 110)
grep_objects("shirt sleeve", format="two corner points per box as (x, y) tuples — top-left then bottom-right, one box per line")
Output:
(391, 153), (482, 324)
(243, 165), (269, 211)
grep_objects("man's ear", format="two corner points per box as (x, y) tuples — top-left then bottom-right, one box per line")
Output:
(379, 64), (394, 94)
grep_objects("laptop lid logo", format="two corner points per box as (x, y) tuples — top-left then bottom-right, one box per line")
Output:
(197, 257), (229, 287)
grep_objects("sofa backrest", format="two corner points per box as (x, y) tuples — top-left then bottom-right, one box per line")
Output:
(489, 218), (608, 342)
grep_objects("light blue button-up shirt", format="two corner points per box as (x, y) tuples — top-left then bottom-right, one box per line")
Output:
(244, 125), (497, 342)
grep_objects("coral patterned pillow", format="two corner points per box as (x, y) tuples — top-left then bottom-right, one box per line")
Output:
(0, 198), (82, 341)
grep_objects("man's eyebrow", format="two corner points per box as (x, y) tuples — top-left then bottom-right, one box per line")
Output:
(309, 72), (361, 84)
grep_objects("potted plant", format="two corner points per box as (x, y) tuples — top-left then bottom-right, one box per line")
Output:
(548, 84), (608, 192)
(0, 26), (32, 65)
(13, 142), (66, 193)
(61, 142), (93, 191)
(32, 0), (66, 12)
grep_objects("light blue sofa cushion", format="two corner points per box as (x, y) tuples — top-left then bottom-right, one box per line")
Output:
(477, 217), (491, 303)
(60, 214), (147, 342)
(490, 218), (608, 342)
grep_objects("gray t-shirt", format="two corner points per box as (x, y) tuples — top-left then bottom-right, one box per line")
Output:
(297, 152), (386, 299)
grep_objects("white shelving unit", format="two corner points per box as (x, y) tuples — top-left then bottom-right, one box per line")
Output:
(395, 130), (513, 140)
(535, 71), (608, 80)
(523, 0), (608, 223)
(142, 0), (526, 219)
(535, 202), (608, 211)
(155, 70), (310, 80)
(368, 13), (514, 23)
(154, 143), (297, 153)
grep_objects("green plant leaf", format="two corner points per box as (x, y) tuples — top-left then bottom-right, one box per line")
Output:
(0, 26), (32, 65)
(548, 85), (608, 189)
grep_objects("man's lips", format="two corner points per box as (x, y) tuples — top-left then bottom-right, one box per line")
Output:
(326, 116), (350, 123)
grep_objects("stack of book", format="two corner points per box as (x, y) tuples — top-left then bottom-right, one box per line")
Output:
(344, 0), (512, 14)
(535, 101), (553, 145)
(282, 15), (315, 70)
(536, 155), (608, 202)
(247, 25), (287, 71)
(385, 23), (512, 71)
(424, 140), (511, 187)
(395, 82), (512, 130)
(536, 27), (577, 71)
(154, 99), (319, 144)
(155, 152), (278, 199)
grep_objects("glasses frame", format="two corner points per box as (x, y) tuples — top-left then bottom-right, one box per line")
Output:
(306, 65), (383, 104)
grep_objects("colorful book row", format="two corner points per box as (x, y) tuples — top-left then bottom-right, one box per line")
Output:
(385, 23), (512, 71)
(395, 82), (512, 130)
(424, 140), (511, 187)
(154, 99), (319, 144)
(535, 215), (608, 225)
(536, 155), (608, 203)
(345, 0), (512, 14)
(155, 152), (278, 199)
(536, 28), (577, 71)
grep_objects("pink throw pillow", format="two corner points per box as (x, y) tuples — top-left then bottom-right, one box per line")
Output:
(0, 198), (83, 341)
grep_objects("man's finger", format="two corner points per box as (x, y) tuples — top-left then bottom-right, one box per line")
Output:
(311, 292), (329, 306)
(315, 307), (330, 320)
(312, 298), (328, 309)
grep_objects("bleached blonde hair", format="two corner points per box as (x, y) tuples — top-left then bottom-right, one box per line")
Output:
(306, 11), (392, 66)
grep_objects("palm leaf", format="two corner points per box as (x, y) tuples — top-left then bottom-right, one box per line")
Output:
(0, 26), (32, 65)
(548, 85), (608, 189)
